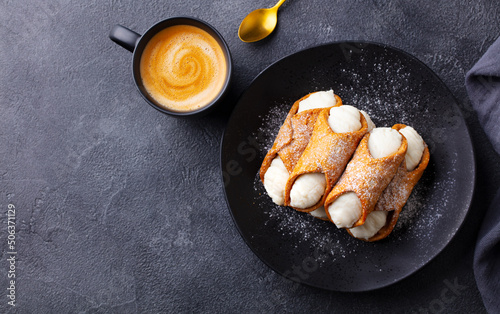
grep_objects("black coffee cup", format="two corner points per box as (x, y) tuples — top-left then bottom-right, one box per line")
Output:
(109, 17), (232, 117)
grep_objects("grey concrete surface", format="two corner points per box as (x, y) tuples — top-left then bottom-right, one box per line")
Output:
(0, 0), (499, 312)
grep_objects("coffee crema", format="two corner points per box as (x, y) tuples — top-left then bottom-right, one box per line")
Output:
(140, 25), (227, 112)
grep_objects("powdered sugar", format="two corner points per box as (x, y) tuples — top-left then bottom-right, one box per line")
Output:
(249, 47), (464, 259)
(252, 91), (440, 251)
(396, 156), (457, 241)
(254, 170), (359, 262)
(227, 43), (473, 291)
(255, 103), (290, 157)
(336, 57), (427, 127)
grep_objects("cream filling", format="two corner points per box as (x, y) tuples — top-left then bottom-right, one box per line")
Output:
(400, 126), (425, 171)
(310, 206), (328, 219)
(328, 105), (362, 133)
(289, 173), (326, 209)
(297, 90), (336, 113)
(349, 210), (388, 240)
(327, 192), (362, 228)
(263, 157), (289, 205)
(368, 127), (402, 159)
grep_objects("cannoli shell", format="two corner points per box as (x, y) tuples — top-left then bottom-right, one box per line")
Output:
(284, 108), (368, 212)
(324, 125), (408, 227)
(357, 124), (430, 242)
(259, 93), (342, 182)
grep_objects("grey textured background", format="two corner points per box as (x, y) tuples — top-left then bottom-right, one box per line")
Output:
(1, 0), (499, 312)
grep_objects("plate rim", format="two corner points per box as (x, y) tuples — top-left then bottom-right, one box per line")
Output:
(220, 40), (476, 292)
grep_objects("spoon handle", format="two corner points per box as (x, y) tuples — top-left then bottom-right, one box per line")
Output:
(273, 0), (286, 10)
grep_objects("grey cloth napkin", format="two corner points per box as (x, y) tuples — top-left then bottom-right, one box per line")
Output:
(465, 36), (500, 314)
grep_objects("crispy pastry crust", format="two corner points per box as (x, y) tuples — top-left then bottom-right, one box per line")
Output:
(324, 125), (408, 227)
(284, 108), (368, 212)
(259, 93), (342, 182)
(354, 124), (430, 242)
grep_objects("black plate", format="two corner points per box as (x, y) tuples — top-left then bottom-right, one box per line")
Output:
(220, 42), (475, 292)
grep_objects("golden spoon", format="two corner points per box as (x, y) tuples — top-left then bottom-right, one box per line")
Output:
(238, 0), (287, 43)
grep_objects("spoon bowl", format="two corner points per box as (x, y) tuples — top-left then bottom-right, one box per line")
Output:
(238, 0), (286, 42)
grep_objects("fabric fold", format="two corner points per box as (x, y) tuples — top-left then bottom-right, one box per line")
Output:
(465, 36), (500, 314)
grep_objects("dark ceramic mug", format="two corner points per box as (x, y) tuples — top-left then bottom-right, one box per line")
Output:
(109, 17), (232, 117)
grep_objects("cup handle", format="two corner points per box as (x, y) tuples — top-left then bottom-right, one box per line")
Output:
(109, 25), (141, 52)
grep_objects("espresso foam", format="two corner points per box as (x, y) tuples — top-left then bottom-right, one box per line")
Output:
(140, 25), (227, 112)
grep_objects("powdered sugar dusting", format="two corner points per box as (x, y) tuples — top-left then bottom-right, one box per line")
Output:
(226, 43), (472, 290)
(253, 170), (360, 263)
(336, 54), (430, 127)
(252, 91), (443, 250)
(395, 155), (457, 241)
(255, 102), (290, 158)
(247, 46), (465, 270)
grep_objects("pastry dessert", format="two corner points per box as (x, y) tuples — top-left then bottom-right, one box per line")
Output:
(260, 90), (341, 205)
(324, 126), (408, 228)
(348, 125), (430, 241)
(258, 89), (429, 242)
(284, 105), (373, 213)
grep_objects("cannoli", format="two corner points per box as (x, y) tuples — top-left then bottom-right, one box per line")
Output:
(348, 125), (430, 241)
(324, 126), (408, 228)
(283, 105), (372, 213)
(260, 90), (342, 205)
(307, 109), (376, 220)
